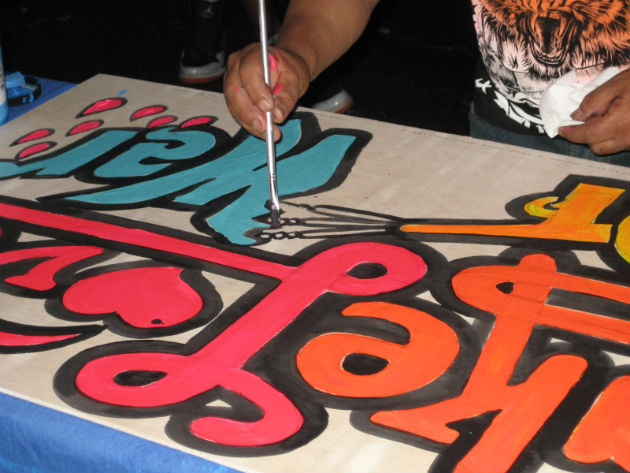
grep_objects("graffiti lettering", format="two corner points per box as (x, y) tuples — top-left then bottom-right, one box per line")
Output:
(297, 301), (459, 397)
(0, 113), (370, 245)
(563, 376), (630, 470)
(0, 195), (630, 472)
(401, 183), (625, 244)
(0, 198), (428, 448)
(0, 245), (104, 291)
(371, 253), (630, 473)
(0, 240), (221, 339)
(1, 173), (629, 471)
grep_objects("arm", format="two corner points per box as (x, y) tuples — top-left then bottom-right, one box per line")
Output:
(224, 0), (379, 139)
(559, 69), (630, 156)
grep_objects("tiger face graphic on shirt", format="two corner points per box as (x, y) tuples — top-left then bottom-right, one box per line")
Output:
(472, 0), (630, 131)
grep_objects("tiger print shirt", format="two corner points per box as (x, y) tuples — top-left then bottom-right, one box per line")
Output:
(471, 0), (630, 134)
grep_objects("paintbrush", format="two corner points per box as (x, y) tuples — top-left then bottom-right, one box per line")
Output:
(257, 0), (281, 228)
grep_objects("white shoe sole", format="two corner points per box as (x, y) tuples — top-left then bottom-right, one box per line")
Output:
(311, 89), (354, 113)
(179, 51), (225, 83)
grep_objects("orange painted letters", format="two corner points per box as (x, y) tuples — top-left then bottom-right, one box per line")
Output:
(297, 301), (459, 397)
(401, 183), (626, 250)
(563, 376), (630, 471)
(371, 254), (630, 473)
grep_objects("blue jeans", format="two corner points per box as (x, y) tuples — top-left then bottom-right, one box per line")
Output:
(469, 110), (630, 167)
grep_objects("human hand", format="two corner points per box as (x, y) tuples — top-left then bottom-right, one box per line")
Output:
(559, 69), (630, 155)
(224, 43), (311, 140)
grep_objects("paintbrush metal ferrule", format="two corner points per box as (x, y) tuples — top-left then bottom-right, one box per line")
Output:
(258, 0), (281, 228)
(265, 109), (281, 228)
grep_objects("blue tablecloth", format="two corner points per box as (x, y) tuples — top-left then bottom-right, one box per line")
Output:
(5, 76), (76, 123)
(0, 392), (238, 473)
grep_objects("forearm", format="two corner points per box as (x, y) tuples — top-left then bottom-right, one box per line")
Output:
(277, 0), (379, 80)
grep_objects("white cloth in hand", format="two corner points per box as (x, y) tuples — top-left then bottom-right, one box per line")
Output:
(539, 67), (621, 138)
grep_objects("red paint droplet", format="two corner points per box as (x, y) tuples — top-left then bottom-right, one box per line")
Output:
(180, 116), (215, 128)
(147, 115), (177, 128)
(68, 120), (103, 136)
(17, 142), (54, 159)
(131, 105), (167, 121)
(79, 97), (127, 116)
(13, 128), (54, 145)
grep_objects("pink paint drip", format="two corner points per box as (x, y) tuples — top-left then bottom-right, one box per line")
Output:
(13, 128), (53, 145)
(80, 97), (127, 116)
(147, 115), (177, 128)
(17, 142), (54, 159)
(180, 116), (215, 128)
(131, 105), (167, 121)
(68, 120), (103, 136)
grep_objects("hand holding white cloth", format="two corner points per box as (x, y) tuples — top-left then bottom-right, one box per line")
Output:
(539, 67), (621, 138)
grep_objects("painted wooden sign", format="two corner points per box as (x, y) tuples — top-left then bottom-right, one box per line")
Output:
(0, 75), (628, 473)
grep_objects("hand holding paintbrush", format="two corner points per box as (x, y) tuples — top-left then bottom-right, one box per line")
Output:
(223, 40), (310, 142)
(223, 0), (375, 140)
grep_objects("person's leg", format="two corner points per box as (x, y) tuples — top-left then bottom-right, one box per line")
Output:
(469, 109), (630, 167)
(179, 0), (226, 84)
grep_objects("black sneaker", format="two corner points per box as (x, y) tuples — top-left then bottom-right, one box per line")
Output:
(179, 0), (226, 84)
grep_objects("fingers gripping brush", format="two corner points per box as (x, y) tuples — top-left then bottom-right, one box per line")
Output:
(257, 0), (281, 228)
